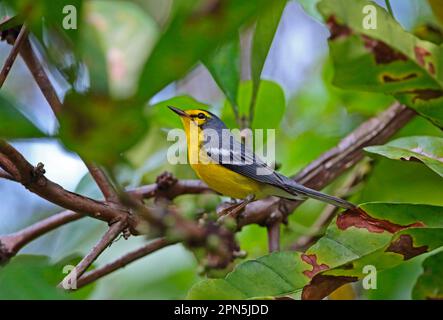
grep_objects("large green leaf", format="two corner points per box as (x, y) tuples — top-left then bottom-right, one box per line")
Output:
(412, 250), (443, 300)
(223, 80), (286, 130)
(188, 202), (443, 300)
(188, 251), (309, 299)
(365, 136), (443, 178)
(318, 0), (443, 128)
(4, 0), (83, 43)
(84, 1), (158, 98)
(136, 0), (269, 101)
(250, 0), (287, 120)
(58, 92), (148, 165)
(0, 255), (93, 299)
(203, 39), (240, 113)
(0, 94), (45, 139)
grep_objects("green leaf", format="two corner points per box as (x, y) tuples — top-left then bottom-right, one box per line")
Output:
(318, 0), (443, 129)
(59, 92), (148, 165)
(0, 94), (45, 139)
(204, 39), (241, 114)
(188, 251), (310, 299)
(429, 0), (443, 26)
(0, 255), (93, 299)
(412, 250), (443, 300)
(4, 0), (83, 43)
(136, 0), (270, 101)
(84, 1), (158, 98)
(250, 0), (286, 119)
(189, 203), (443, 300)
(223, 80), (286, 129)
(365, 136), (443, 178)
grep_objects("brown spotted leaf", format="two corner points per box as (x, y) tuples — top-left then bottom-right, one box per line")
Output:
(318, 0), (443, 129)
(365, 136), (443, 178)
(188, 203), (443, 300)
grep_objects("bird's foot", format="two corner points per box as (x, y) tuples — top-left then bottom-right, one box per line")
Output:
(218, 194), (255, 219)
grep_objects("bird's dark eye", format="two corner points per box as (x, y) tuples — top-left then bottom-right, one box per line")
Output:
(197, 113), (206, 119)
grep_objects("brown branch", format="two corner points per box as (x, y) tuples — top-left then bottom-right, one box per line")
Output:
(0, 140), (134, 226)
(85, 163), (120, 203)
(0, 25), (28, 87)
(0, 210), (84, 264)
(0, 176), (210, 264)
(0, 168), (15, 181)
(59, 220), (127, 289)
(13, 31), (125, 213)
(267, 222), (280, 252)
(129, 178), (212, 200)
(76, 238), (171, 289)
(19, 37), (62, 115)
(238, 103), (416, 228)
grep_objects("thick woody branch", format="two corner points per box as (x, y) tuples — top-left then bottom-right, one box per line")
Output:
(129, 178), (212, 200)
(76, 238), (171, 289)
(0, 168), (15, 181)
(238, 103), (416, 227)
(59, 220), (127, 288)
(0, 140), (132, 225)
(0, 176), (210, 263)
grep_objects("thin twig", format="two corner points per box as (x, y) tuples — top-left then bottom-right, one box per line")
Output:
(0, 25), (28, 87)
(0, 210), (84, 263)
(15, 33), (122, 207)
(19, 38), (62, 115)
(76, 238), (171, 289)
(385, 0), (394, 18)
(85, 163), (120, 203)
(267, 222), (280, 252)
(59, 219), (127, 289)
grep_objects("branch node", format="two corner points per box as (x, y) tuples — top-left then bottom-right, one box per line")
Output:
(156, 171), (178, 191)
(31, 162), (46, 184)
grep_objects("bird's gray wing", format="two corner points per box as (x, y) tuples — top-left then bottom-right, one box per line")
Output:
(202, 129), (287, 187)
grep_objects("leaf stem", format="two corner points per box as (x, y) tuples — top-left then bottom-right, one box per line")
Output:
(385, 0), (394, 18)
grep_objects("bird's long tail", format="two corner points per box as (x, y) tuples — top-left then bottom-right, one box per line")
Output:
(283, 179), (356, 210)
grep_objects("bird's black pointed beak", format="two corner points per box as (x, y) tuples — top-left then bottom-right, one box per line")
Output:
(168, 106), (190, 118)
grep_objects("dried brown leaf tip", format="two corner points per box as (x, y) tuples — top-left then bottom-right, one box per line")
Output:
(362, 35), (408, 65)
(336, 207), (425, 234)
(400, 89), (443, 103)
(386, 234), (428, 260)
(326, 15), (352, 40)
(302, 274), (357, 300)
(414, 46), (435, 75)
(301, 253), (329, 278)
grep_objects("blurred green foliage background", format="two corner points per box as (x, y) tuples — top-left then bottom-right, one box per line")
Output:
(0, 0), (442, 299)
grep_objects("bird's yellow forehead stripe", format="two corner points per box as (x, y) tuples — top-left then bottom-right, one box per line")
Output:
(184, 109), (211, 117)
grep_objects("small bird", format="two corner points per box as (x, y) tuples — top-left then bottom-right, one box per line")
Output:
(168, 106), (355, 210)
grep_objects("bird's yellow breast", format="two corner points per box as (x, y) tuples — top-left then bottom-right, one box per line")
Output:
(191, 161), (264, 200)
(183, 121), (264, 199)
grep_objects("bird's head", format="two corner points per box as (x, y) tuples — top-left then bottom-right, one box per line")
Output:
(168, 106), (226, 131)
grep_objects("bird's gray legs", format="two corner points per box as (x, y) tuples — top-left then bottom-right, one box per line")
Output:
(218, 194), (255, 219)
